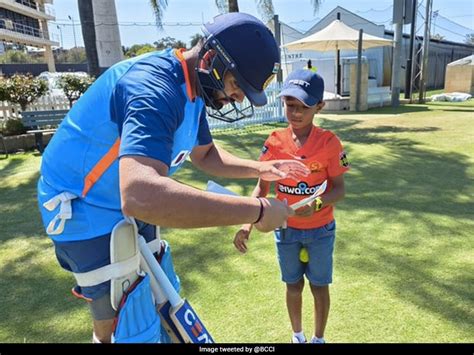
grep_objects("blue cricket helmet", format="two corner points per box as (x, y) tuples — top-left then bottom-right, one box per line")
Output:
(197, 13), (281, 122)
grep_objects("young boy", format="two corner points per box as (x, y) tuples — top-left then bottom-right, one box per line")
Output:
(233, 69), (350, 343)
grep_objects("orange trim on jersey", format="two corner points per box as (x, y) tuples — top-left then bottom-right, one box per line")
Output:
(175, 48), (195, 101)
(82, 138), (121, 198)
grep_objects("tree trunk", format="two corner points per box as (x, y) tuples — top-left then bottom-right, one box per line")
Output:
(78, 0), (101, 77)
(228, 0), (239, 12)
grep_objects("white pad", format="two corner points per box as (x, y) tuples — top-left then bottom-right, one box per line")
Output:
(110, 219), (140, 311)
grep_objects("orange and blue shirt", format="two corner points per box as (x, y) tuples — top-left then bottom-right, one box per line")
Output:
(259, 125), (349, 229)
(38, 48), (212, 242)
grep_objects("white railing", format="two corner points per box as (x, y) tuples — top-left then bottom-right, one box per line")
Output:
(0, 18), (45, 39)
(1, 84), (285, 130)
(208, 82), (285, 130)
(0, 95), (69, 120)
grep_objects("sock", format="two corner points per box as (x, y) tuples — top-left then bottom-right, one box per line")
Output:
(311, 335), (325, 343)
(92, 333), (102, 344)
(293, 331), (306, 342)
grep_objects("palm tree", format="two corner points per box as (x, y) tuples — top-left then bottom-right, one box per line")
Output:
(149, 0), (169, 30)
(150, 0), (322, 28)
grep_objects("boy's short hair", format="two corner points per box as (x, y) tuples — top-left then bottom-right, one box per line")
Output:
(278, 69), (324, 107)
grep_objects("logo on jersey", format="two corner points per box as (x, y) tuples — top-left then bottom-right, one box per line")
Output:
(339, 151), (350, 167)
(171, 150), (191, 167)
(308, 161), (322, 173)
(259, 145), (269, 159)
(278, 181), (324, 196)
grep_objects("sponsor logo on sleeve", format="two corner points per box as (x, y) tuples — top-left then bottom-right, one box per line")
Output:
(339, 151), (350, 167)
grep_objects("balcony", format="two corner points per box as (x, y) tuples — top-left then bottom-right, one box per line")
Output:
(0, 18), (58, 46)
(0, 0), (55, 20)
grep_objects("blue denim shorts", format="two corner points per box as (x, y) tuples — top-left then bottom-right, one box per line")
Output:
(274, 220), (336, 286)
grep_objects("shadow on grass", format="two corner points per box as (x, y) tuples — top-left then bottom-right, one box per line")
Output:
(1, 113), (472, 340)
(172, 115), (472, 332)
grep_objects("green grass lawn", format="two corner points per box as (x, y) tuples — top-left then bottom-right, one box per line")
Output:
(0, 100), (473, 343)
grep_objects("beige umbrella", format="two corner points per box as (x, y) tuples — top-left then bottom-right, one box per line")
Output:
(283, 19), (393, 51)
(283, 19), (393, 94)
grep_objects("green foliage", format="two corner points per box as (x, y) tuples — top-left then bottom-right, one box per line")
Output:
(123, 37), (187, 59)
(2, 118), (26, 136)
(0, 74), (48, 111)
(54, 47), (87, 64)
(154, 36), (187, 50)
(465, 33), (474, 46)
(0, 50), (39, 64)
(57, 74), (95, 107)
(190, 33), (204, 48)
(123, 44), (155, 58)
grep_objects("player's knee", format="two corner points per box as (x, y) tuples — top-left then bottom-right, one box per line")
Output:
(287, 279), (304, 294)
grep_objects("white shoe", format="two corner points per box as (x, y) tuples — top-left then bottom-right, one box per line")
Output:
(291, 335), (307, 343)
(310, 336), (326, 344)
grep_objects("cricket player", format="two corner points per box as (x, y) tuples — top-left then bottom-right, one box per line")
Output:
(37, 13), (309, 343)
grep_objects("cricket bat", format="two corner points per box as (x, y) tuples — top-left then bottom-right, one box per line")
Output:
(290, 180), (328, 210)
(138, 236), (214, 343)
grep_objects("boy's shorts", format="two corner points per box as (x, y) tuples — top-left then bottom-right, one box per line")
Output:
(274, 220), (336, 286)
(53, 220), (170, 320)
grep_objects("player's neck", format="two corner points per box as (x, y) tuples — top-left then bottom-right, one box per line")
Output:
(290, 124), (313, 147)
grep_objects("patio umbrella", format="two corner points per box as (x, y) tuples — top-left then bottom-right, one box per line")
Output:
(283, 19), (393, 95)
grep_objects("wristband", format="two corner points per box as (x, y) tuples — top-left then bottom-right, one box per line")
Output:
(254, 198), (265, 224)
(313, 197), (323, 212)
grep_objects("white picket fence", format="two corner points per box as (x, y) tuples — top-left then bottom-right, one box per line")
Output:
(207, 82), (285, 130)
(0, 83), (284, 130)
(0, 95), (70, 120)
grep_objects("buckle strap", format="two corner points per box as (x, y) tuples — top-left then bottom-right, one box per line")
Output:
(43, 192), (78, 235)
(73, 254), (140, 287)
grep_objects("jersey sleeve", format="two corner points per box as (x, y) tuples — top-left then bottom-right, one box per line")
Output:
(196, 107), (212, 146)
(112, 69), (184, 168)
(258, 135), (275, 162)
(326, 134), (350, 177)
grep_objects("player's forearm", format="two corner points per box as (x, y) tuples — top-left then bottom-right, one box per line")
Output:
(320, 185), (345, 207)
(193, 144), (260, 178)
(121, 176), (261, 227)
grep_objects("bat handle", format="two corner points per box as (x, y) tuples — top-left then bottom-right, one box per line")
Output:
(139, 236), (182, 307)
(282, 199), (288, 230)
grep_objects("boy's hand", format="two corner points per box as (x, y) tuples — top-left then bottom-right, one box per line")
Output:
(258, 160), (309, 181)
(233, 224), (253, 253)
(294, 203), (314, 218)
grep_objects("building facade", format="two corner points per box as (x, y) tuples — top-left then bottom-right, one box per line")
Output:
(0, 0), (59, 71)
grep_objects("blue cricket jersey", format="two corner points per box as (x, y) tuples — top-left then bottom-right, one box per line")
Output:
(37, 49), (212, 242)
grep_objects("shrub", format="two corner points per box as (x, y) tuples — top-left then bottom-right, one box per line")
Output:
(57, 74), (95, 107)
(1, 74), (49, 111)
(3, 118), (26, 136)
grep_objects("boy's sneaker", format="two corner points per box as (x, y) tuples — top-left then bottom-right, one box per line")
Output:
(291, 334), (307, 343)
(310, 336), (326, 344)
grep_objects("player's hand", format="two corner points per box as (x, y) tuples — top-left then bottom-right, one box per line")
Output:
(254, 198), (295, 232)
(294, 203), (314, 218)
(233, 224), (252, 253)
(258, 160), (310, 181)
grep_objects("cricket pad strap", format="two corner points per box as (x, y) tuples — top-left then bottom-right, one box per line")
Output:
(112, 274), (161, 343)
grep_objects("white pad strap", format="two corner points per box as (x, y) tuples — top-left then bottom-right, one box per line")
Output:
(43, 192), (77, 235)
(147, 239), (162, 254)
(73, 254), (140, 287)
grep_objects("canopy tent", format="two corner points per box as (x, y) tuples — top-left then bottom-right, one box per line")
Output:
(283, 19), (393, 95)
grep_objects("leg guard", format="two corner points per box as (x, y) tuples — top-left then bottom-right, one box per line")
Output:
(110, 219), (140, 310)
(111, 274), (161, 343)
